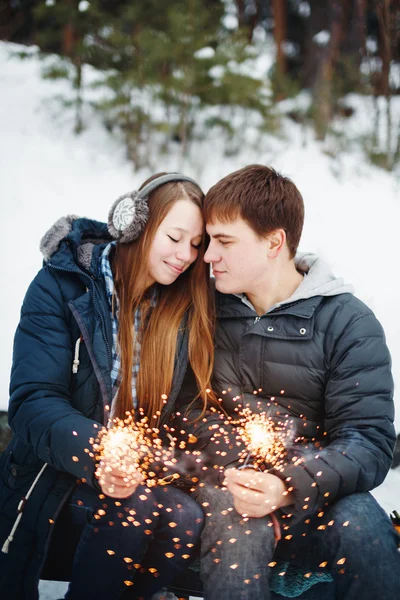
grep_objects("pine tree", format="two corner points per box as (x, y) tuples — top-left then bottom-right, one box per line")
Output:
(91, 0), (269, 167)
(33, 0), (108, 133)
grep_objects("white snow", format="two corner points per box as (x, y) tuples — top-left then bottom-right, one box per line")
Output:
(299, 2), (311, 18)
(222, 13), (238, 31)
(194, 46), (216, 60)
(78, 0), (90, 12)
(209, 64), (226, 79)
(0, 41), (399, 599)
(313, 30), (331, 46)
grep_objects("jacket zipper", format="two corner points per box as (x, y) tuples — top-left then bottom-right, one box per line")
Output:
(69, 303), (110, 420)
(47, 262), (112, 365)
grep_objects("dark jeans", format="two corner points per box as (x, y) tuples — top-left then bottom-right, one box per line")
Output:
(195, 486), (400, 600)
(49, 482), (204, 600)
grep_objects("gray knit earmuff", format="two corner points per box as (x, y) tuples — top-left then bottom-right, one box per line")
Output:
(107, 173), (201, 244)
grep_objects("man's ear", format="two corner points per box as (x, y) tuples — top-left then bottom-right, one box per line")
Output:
(267, 229), (286, 258)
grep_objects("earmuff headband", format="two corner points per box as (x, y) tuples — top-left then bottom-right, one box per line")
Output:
(107, 173), (201, 244)
(137, 173), (200, 200)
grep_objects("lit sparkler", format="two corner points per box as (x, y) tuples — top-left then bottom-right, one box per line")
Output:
(92, 413), (176, 492)
(237, 409), (289, 470)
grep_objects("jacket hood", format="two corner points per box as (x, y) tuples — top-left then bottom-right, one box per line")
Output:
(40, 215), (112, 272)
(227, 252), (354, 316)
(291, 252), (354, 302)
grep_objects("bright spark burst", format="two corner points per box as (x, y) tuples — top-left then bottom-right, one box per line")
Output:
(92, 413), (176, 490)
(236, 409), (289, 469)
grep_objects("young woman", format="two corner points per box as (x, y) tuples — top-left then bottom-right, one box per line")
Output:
(0, 173), (223, 600)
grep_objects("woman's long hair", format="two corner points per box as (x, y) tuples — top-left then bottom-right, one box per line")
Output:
(112, 174), (215, 423)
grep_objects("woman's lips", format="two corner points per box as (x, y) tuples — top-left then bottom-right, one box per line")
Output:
(165, 262), (184, 274)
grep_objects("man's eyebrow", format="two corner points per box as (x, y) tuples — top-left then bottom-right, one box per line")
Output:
(209, 233), (237, 240)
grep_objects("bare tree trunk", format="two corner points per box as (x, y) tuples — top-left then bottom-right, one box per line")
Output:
(236, 0), (246, 29)
(376, 0), (391, 97)
(74, 59), (83, 134)
(386, 95), (392, 168)
(126, 107), (144, 171)
(271, 0), (287, 75)
(313, 0), (345, 141)
(247, 0), (261, 43)
(235, 0), (259, 41)
(61, 0), (85, 135)
(376, 0), (392, 168)
(180, 93), (190, 159)
(0, 8), (25, 41)
(394, 121), (400, 164)
(303, 0), (330, 88)
(351, 0), (367, 57)
(63, 22), (75, 57)
(372, 94), (380, 149)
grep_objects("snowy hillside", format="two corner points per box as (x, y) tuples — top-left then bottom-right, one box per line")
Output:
(0, 39), (399, 546)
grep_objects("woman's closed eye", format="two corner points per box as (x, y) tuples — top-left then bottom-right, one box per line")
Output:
(169, 234), (201, 249)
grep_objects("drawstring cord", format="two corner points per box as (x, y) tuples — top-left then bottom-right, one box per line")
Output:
(72, 336), (83, 374)
(3, 332), (83, 553)
(1, 462), (48, 554)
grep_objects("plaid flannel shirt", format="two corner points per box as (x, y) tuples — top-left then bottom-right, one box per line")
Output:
(100, 242), (155, 413)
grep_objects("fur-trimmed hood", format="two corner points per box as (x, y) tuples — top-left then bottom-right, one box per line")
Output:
(39, 216), (112, 271)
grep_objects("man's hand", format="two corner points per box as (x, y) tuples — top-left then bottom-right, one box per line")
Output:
(224, 468), (293, 518)
(96, 459), (144, 499)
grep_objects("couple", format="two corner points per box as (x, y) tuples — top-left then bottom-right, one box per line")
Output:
(0, 166), (398, 600)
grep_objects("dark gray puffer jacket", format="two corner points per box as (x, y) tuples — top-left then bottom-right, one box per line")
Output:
(213, 253), (396, 521)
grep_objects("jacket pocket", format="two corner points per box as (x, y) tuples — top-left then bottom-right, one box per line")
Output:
(3, 451), (39, 491)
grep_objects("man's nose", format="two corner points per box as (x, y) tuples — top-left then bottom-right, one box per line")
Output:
(204, 242), (218, 264)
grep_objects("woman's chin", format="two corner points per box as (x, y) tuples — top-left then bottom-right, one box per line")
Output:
(154, 272), (180, 286)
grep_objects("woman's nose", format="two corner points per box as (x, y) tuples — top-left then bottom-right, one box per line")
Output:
(176, 243), (194, 263)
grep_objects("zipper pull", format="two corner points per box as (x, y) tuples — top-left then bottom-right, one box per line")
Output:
(72, 336), (83, 374)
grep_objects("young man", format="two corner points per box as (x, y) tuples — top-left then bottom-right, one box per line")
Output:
(197, 165), (399, 600)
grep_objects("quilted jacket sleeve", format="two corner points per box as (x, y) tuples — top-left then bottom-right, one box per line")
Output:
(275, 309), (396, 521)
(8, 267), (103, 487)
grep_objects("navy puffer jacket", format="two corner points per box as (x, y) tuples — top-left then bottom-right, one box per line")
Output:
(0, 217), (230, 599)
(212, 253), (396, 521)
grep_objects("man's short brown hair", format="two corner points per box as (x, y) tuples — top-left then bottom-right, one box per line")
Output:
(204, 164), (304, 258)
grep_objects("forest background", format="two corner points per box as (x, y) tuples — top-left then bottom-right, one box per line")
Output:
(1, 0), (399, 172)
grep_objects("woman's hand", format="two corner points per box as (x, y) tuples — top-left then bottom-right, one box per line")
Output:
(96, 458), (144, 499)
(223, 468), (293, 518)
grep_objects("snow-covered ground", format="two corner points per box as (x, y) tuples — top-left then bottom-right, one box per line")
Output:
(0, 42), (399, 599)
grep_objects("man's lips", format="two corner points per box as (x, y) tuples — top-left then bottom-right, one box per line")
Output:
(212, 268), (226, 276)
(165, 261), (184, 274)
